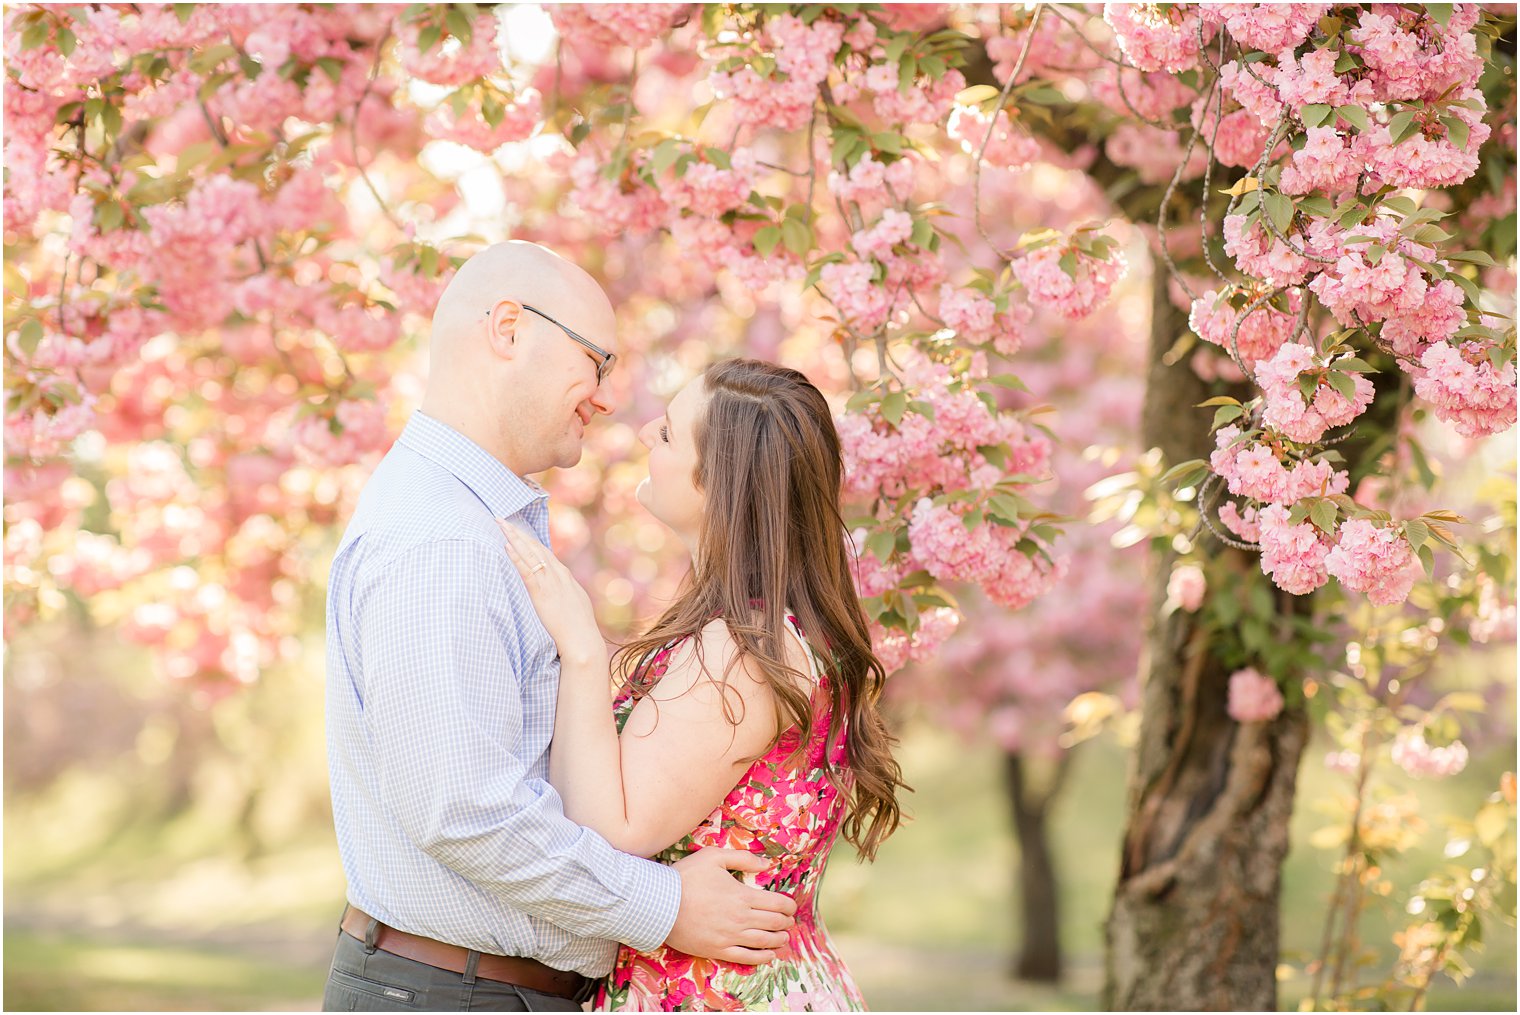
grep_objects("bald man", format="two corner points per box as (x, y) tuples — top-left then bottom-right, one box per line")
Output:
(322, 242), (796, 1012)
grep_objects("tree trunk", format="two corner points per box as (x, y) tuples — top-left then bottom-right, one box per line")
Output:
(1102, 269), (1312, 1011)
(1005, 752), (1065, 983)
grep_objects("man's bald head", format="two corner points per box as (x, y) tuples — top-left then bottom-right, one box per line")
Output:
(430, 240), (605, 358)
(419, 241), (621, 476)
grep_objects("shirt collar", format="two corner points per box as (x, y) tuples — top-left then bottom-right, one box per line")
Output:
(396, 410), (547, 520)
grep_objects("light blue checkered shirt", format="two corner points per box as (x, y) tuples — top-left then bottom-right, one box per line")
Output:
(325, 410), (681, 976)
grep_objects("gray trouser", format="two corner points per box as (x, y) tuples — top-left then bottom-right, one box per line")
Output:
(321, 927), (587, 1012)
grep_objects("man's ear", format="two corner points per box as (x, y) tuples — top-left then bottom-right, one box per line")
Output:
(485, 299), (524, 359)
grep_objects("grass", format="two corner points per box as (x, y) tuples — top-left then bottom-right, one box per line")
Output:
(6, 713), (1515, 1011)
(4, 931), (324, 1012)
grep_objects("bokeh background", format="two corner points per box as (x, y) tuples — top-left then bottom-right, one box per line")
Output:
(5, 2), (1518, 1012)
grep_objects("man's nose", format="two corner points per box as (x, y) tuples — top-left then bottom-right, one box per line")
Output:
(590, 380), (618, 417)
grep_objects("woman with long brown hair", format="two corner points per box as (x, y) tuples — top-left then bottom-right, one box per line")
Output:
(498, 357), (905, 1011)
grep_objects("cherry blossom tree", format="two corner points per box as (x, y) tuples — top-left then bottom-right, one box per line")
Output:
(5, 4), (1515, 1009)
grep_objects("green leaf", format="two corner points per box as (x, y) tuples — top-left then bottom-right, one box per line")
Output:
(1196, 396), (1243, 408)
(95, 200), (124, 232)
(752, 225), (781, 258)
(1410, 223), (1455, 244)
(417, 23), (442, 54)
(1448, 249), (1498, 267)
(647, 139), (681, 178)
(780, 217), (811, 256)
(1336, 105), (1369, 132)
(880, 391), (908, 427)
(1264, 192), (1294, 234)
(418, 244), (439, 278)
(20, 18), (49, 50)
(1387, 109), (1420, 145)
(977, 444), (1008, 469)
(1404, 519), (1430, 551)
(1309, 499), (1338, 534)
(897, 55), (918, 93)
(956, 84), (1002, 106)
(316, 56), (345, 84)
(16, 318), (43, 356)
(1338, 202), (1368, 229)
(1300, 104), (1333, 128)
(1428, 3), (1453, 26)
(910, 216), (933, 248)
(1441, 115), (1470, 150)
(445, 7), (474, 44)
(1160, 457), (1208, 481)
(1406, 437), (1438, 490)
(1058, 250), (1078, 278)
(986, 373), (1028, 391)
(1021, 85), (1066, 105)
(701, 3), (725, 34)
(864, 528), (896, 563)
(1326, 370), (1357, 401)
(1212, 404), (1244, 429)
(986, 493), (1022, 523)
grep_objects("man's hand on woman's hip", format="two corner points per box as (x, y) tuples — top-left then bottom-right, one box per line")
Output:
(664, 848), (798, 964)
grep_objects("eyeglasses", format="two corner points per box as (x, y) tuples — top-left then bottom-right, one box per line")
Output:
(520, 304), (617, 385)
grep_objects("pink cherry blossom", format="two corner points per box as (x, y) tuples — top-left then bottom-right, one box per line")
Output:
(1412, 342), (1519, 439)
(947, 106), (1040, 171)
(550, 4), (694, 52)
(1104, 3), (1212, 73)
(1227, 667), (1284, 723)
(1324, 519), (1421, 606)
(1013, 244), (1126, 320)
(1256, 503), (1332, 594)
(1212, 4), (1329, 54)
(1167, 563), (1206, 611)
(1391, 727), (1470, 779)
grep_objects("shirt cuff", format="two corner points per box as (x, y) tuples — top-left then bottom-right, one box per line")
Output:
(621, 856), (682, 952)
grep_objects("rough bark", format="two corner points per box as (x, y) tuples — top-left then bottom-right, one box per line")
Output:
(1102, 269), (1312, 1011)
(1005, 752), (1068, 983)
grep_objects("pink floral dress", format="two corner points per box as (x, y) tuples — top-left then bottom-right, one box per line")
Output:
(596, 613), (867, 1012)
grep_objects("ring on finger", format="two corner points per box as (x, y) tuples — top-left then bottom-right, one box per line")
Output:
(529, 561), (547, 574)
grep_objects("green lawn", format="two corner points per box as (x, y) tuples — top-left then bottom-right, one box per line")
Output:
(6, 724), (1515, 1011)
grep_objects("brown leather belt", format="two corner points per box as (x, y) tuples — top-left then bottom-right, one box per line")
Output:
(340, 905), (593, 1001)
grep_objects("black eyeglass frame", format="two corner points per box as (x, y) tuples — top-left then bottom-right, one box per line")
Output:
(513, 303), (617, 385)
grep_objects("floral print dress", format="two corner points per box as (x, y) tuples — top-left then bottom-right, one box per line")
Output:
(596, 613), (867, 1012)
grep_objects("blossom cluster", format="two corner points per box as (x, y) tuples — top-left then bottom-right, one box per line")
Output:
(1013, 244), (1127, 320)
(1390, 727), (1470, 779)
(839, 355), (1051, 502)
(1227, 666), (1285, 723)
(1255, 343), (1376, 444)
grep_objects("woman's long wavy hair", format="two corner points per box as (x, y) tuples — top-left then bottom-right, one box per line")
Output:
(613, 358), (906, 861)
